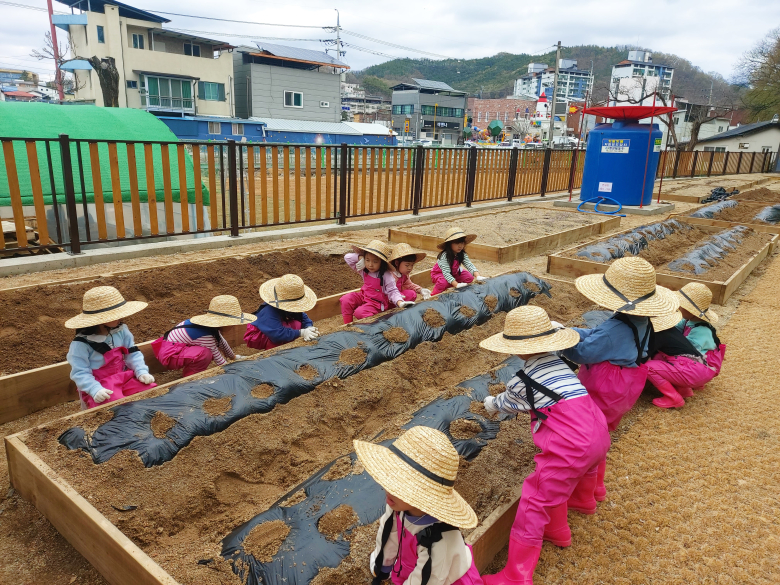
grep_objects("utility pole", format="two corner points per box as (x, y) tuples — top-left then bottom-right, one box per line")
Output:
(549, 41), (561, 148)
(46, 0), (64, 101)
(334, 9), (344, 60)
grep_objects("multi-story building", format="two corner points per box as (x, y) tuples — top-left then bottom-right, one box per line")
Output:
(391, 79), (467, 145)
(233, 43), (348, 122)
(340, 82), (391, 123)
(55, 0), (235, 117)
(467, 97), (537, 126)
(513, 60), (593, 101)
(609, 50), (674, 106)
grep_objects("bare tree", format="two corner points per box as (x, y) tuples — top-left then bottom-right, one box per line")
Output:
(737, 27), (780, 121)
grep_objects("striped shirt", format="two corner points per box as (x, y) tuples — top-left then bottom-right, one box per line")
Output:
(437, 252), (477, 284)
(166, 320), (235, 366)
(493, 353), (588, 413)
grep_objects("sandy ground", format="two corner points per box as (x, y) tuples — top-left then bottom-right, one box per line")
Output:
(0, 173), (774, 584)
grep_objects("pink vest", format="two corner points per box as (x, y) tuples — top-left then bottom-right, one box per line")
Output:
(431, 258), (461, 280)
(362, 273), (390, 311)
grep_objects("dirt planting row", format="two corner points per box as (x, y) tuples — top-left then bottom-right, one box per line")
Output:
(733, 186), (780, 203)
(706, 200), (780, 225)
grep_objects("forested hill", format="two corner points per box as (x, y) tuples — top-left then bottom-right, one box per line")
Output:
(354, 45), (738, 105)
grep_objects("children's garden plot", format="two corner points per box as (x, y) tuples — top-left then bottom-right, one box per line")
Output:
(6, 273), (548, 585)
(661, 176), (778, 204)
(547, 219), (778, 304)
(683, 199), (780, 235)
(388, 207), (621, 264)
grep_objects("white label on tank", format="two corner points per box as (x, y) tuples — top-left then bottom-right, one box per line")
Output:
(598, 182), (613, 192)
(601, 138), (630, 153)
(654, 138), (662, 152)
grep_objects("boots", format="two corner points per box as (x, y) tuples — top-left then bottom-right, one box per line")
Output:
(652, 379), (685, 409)
(568, 474), (597, 514)
(483, 537), (541, 585)
(594, 459), (607, 502)
(543, 504), (571, 547)
(678, 386), (694, 398)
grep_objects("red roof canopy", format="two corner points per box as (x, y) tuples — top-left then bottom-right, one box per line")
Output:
(3, 90), (37, 98)
(584, 105), (677, 120)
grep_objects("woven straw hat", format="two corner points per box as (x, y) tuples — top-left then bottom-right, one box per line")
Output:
(575, 257), (679, 317)
(354, 240), (391, 263)
(675, 283), (718, 324)
(437, 227), (477, 250)
(354, 426), (477, 529)
(259, 274), (317, 313)
(651, 310), (683, 332)
(480, 305), (581, 354)
(389, 242), (427, 264)
(190, 295), (256, 328)
(65, 286), (148, 329)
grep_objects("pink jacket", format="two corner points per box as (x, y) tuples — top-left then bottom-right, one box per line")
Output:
(391, 270), (422, 294)
(344, 252), (404, 306)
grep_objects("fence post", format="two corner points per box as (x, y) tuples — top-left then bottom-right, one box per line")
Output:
(566, 148), (579, 200)
(750, 151), (756, 173)
(690, 150), (698, 178)
(338, 143), (348, 225)
(722, 152), (729, 175)
(58, 133), (81, 254)
(706, 151), (714, 177)
(672, 150), (681, 179)
(506, 147), (519, 201)
(737, 152), (743, 174)
(227, 139), (240, 237)
(539, 148), (552, 197)
(465, 146), (477, 207)
(411, 145), (425, 215)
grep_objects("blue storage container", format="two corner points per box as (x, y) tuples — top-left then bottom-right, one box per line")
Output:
(580, 120), (662, 206)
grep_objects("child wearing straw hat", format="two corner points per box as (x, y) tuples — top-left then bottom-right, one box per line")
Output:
(560, 256), (678, 510)
(389, 243), (432, 302)
(354, 426), (484, 585)
(340, 240), (413, 324)
(431, 227), (486, 296)
(479, 306), (610, 585)
(65, 286), (156, 409)
(152, 295), (255, 377)
(645, 283), (725, 409)
(244, 274), (319, 350)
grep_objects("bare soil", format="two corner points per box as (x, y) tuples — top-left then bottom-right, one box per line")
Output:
(150, 412), (176, 439)
(203, 396), (232, 417)
(735, 186), (780, 203)
(422, 308), (445, 327)
(530, 281), (600, 327)
(337, 346), (367, 365)
(250, 383), (274, 399)
(449, 418), (483, 440)
(382, 327), (410, 343)
(0, 248), (363, 376)
(712, 201), (778, 224)
(295, 364), (319, 380)
(459, 305), (477, 317)
(242, 520), (290, 563)
(484, 295), (498, 312)
(318, 505), (359, 541)
(321, 457), (354, 481)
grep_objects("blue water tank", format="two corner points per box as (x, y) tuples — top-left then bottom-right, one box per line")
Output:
(580, 121), (662, 206)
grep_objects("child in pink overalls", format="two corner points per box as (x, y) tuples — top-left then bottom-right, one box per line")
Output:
(431, 227), (486, 295)
(646, 283), (726, 409)
(480, 306), (610, 585)
(354, 426), (483, 585)
(340, 240), (412, 324)
(389, 243), (432, 302)
(65, 286), (156, 409)
(561, 257), (679, 511)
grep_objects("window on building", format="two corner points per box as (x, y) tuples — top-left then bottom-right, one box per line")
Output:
(391, 104), (414, 115)
(141, 76), (194, 110)
(284, 90), (303, 108)
(420, 105), (464, 117)
(126, 80), (138, 89)
(132, 33), (144, 49)
(97, 25), (105, 43)
(184, 43), (201, 57)
(208, 121), (221, 135)
(717, 126), (724, 133)
(232, 123), (244, 135)
(198, 81), (225, 101)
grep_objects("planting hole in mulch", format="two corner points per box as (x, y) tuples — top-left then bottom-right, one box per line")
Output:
(484, 295), (498, 312)
(322, 457), (353, 481)
(243, 519), (290, 562)
(296, 364), (319, 380)
(337, 346), (367, 366)
(251, 384), (274, 399)
(318, 505), (359, 541)
(203, 396), (233, 417)
(522, 282), (541, 293)
(469, 400), (496, 420)
(281, 490), (307, 507)
(79, 409), (115, 438)
(489, 383), (506, 396)
(423, 308), (446, 327)
(509, 287), (522, 298)
(459, 305), (477, 317)
(151, 412), (176, 439)
(449, 418), (483, 440)
(383, 327), (410, 343)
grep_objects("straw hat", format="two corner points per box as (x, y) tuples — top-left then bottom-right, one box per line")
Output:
(675, 283), (718, 324)
(259, 274), (317, 313)
(651, 310), (683, 332)
(65, 286), (148, 329)
(389, 242), (427, 264)
(480, 306), (580, 354)
(190, 295), (256, 328)
(354, 240), (391, 263)
(437, 227), (477, 250)
(354, 426), (477, 529)
(575, 257), (679, 317)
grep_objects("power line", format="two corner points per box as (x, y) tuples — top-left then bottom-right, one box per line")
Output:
(165, 28), (328, 43)
(137, 8), (330, 29)
(340, 29), (452, 59)
(0, 0), (66, 13)
(341, 42), (399, 60)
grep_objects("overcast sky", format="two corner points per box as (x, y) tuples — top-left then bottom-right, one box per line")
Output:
(2, 0), (777, 83)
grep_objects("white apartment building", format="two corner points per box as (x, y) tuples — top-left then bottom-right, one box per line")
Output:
(609, 50), (673, 106)
(513, 60), (593, 101)
(54, 0), (235, 117)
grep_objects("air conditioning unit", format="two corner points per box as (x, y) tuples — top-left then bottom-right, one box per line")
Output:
(320, 101), (330, 108)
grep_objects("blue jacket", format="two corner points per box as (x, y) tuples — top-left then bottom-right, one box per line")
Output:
(563, 314), (651, 368)
(253, 305), (313, 345)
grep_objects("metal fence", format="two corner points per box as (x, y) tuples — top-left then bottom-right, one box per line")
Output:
(0, 134), (774, 256)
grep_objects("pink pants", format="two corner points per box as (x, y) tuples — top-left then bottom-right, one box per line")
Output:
(80, 347), (156, 409)
(577, 361), (649, 432)
(244, 320), (301, 350)
(390, 516), (483, 585)
(431, 261), (474, 295)
(340, 291), (388, 324)
(511, 396), (610, 546)
(646, 352), (717, 396)
(152, 337), (213, 377)
(399, 289), (417, 302)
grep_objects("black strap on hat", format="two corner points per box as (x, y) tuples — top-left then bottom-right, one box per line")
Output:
(602, 274), (656, 312)
(679, 289), (710, 321)
(388, 444), (455, 487)
(269, 286), (305, 308)
(361, 246), (388, 261)
(207, 310), (250, 323)
(503, 328), (558, 341)
(82, 300), (127, 314)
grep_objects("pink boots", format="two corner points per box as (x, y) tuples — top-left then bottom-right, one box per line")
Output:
(542, 504), (571, 547)
(567, 473), (598, 514)
(594, 459), (607, 502)
(483, 538), (541, 585)
(651, 378), (685, 409)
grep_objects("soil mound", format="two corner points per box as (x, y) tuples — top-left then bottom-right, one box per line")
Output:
(337, 346), (367, 365)
(151, 412), (176, 439)
(251, 384), (274, 399)
(530, 283), (598, 326)
(459, 306), (477, 317)
(484, 295), (498, 312)
(318, 505), (359, 541)
(243, 520), (290, 562)
(734, 187), (780, 203)
(296, 364), (319, 380)
(203, 396), (232, 417)
(383, 327), (410, 343)
(423, 308), (446, 327)
(450, 418), (483, 440)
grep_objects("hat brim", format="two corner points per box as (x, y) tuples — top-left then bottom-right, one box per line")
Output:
(676, 294), (719, 324)
(575, 275), (679, 317)
(258, 278), (318, 312)
(354, 439), (478, 529)
(479, 327), (581, 354)
(437, 233), (477, 250)
(64, 301), (148, 329)
(190, 311), (257, 328)
(651, 310), (683, 332)
(355, 244), (389, 262)
(389, 251), (428, 263)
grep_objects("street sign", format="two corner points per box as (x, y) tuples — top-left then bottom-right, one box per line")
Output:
(341, 106), (351, 111)
(404, 120), (410, 133)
